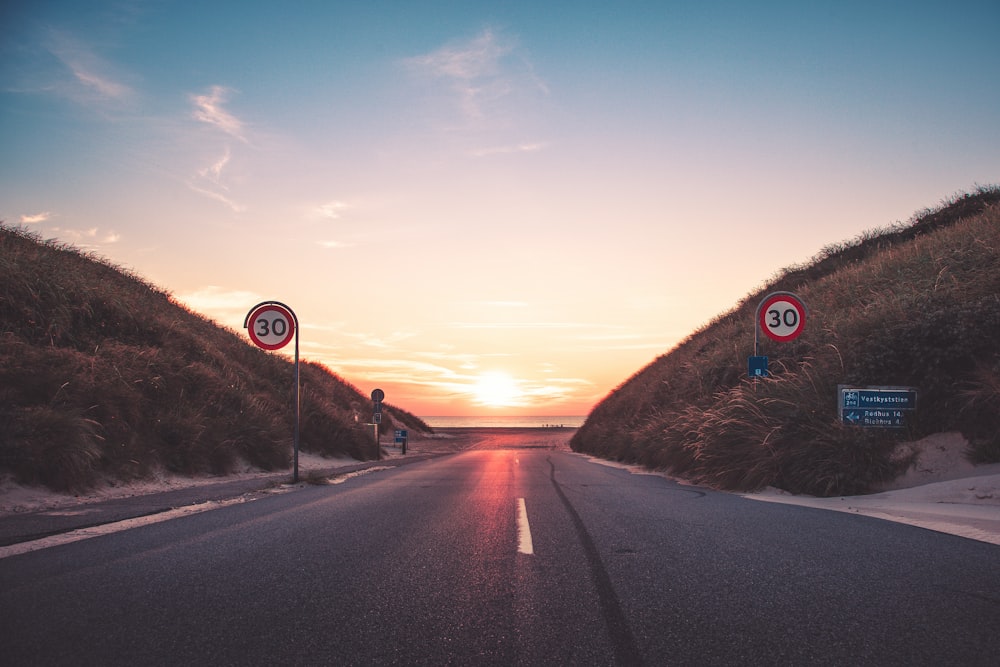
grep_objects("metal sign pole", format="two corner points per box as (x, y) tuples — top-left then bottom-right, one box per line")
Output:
(292, 320), (300, 483)
(371, 389), (384, 462)
(754, 313), (759, 358)
(244, 301), (300, 484)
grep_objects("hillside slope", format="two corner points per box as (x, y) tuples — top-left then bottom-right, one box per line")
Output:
(571, 187), (1000, 496)
(0, 226), (430, 492)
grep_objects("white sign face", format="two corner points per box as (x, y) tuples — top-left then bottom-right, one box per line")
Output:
(758, 293), (806, 342)
(247, 304), (295, 350)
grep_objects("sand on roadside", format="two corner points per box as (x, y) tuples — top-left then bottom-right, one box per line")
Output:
(3, 428), (998, 546)
(0, 427), (577, 514)
(743, 432), (1000, 545)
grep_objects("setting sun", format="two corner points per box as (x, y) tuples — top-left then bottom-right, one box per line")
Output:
(472, 371), (522, 408)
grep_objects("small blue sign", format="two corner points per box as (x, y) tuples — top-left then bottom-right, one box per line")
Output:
(394, 429), (407, 442)
(748, 356), (769, 378)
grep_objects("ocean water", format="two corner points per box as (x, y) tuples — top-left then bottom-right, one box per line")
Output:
(423, 415), (587, 428)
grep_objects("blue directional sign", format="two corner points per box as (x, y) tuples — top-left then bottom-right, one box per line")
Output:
(839, 386), (916, 428)
(842, 408), (907, 428)
(842, 388), (917, 410)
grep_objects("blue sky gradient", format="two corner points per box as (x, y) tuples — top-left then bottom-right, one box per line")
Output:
(2, 1), (998, 415)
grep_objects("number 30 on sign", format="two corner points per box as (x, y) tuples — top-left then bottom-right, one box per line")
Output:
(758, 292), (806, 342)
(246, 303), (296, 350)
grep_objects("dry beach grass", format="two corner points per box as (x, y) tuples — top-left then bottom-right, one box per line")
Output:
(572, 187), (1000, 496)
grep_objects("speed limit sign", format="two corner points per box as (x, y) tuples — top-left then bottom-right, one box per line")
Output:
(246, 303), (296, 350)
(758, 292), (806, 342)
(243, 300), (301, 481)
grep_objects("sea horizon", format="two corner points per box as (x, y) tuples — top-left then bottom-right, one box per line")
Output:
(422, 415), (587, 429)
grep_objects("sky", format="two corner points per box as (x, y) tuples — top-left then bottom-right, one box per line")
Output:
(2, 1), (998, 418)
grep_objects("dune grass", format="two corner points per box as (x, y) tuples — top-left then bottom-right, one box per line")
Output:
(571, 186), (1000, 496)
(0, 226), (430, 492)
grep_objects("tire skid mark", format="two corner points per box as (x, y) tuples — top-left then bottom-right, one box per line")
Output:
(547, 456), (643, 665)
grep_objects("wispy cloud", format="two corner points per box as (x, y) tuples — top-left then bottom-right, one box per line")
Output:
(339, 329), (420, 349)
(480, 300), (529, 308)
(517, 376), (594, 404)
(173, 286), (264, 327)
(572, 331), (671, 352)
(471, 142), (548, 157)
(190, 86), (247, 142)
(314, 201), (349, 221)
(318, 240), (353, 249)
(407, 27), (511, 82)
(199, 147), (231, 183)
(184, 89), (254, 210)
(43, 29), (135, 108)
(186, 181), (245, 213)
(47, 226), (121, 248)
(187, 145), (246, 212)
(314, 355), (468, 391)
(451, 321), (619, 330)
(71, 65), (131, 101)
(308, 200), (357, 248)
(20, 212), (52, 224)
(403, 27), (548, 122)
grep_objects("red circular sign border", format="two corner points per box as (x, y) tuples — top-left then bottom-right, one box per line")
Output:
(758, 293), (806, 343)
(247, 304), (296, 350)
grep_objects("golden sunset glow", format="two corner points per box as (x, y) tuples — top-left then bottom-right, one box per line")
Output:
(472, 372), (522, 408)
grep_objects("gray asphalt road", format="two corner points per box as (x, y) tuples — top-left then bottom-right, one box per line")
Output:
(2, 445), (998, 666)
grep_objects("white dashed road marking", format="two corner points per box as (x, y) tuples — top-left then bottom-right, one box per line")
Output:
(517, 497), (534, 555)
